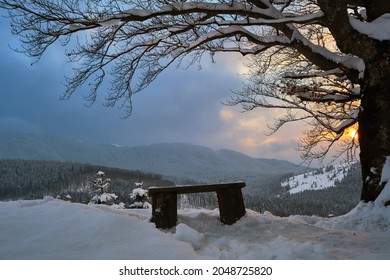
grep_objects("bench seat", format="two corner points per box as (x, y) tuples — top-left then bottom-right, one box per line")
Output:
(148, 182), (246, 228)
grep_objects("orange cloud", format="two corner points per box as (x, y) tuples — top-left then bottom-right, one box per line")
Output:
(219, 108), (235, 121)
(215, 105), (306, 163)
(240, 137), (260, 149)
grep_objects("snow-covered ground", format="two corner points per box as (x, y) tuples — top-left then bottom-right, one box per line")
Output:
(281, 163), (353, 194)
(1, 193), (389, 260)
(2, 159), (390, 261)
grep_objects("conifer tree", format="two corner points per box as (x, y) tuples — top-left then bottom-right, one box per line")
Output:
(90, 171), (117, 205)
(129, 181), (151, 209)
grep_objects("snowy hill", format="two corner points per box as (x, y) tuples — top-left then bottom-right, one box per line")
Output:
(0, 133), (307, 187)
(281, 163), (355, 194)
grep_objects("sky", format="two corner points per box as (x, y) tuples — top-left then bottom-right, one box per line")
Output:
(0, 13), (306, 164)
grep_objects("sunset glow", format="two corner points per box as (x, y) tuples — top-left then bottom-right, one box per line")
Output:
(346, 126), (358, 140)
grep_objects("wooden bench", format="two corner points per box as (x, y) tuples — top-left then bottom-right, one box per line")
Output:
(148, 182), (246, 228)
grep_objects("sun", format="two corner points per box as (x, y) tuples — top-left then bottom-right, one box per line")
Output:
(346, 127), (358, 140)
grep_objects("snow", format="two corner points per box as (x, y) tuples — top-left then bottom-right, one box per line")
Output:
(1, 193), (389, 260)
(92, 192), (118, 203)
(0, 197), (199, 260)
(377, 156), (390, 205)
(131, 187), (148, 197)
(99, 18), (121, 27)
(281, 163), (353, 194)
(130, 187), (151, 209)
(349, 13), (390, 41)
(290, 27), (366, 78)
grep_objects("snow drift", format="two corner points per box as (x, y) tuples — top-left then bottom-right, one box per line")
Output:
(1, 193), (389, 260)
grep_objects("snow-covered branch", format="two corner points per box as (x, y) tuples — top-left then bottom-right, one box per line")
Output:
(349, 13), (390, 41)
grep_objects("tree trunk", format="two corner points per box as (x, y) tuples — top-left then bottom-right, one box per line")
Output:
(358, 56), (390, 202)
(364, 0), (390, 21)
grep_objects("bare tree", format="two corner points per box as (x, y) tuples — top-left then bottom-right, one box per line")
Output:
(1, 0), (390, 203)
(227, 37), (361, 163)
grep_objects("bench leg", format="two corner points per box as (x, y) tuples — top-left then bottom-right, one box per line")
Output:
(151, 192), (178, 229)
(216, 188), (246, 225)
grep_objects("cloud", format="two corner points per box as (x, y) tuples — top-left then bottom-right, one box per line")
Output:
(213, 105), (304, 162)
(0, 116), (42, 134)
(0, 14), (304, 164)
(219, 108), (235, 121)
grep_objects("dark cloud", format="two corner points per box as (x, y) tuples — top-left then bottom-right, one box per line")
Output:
(0, 15), (302, 164)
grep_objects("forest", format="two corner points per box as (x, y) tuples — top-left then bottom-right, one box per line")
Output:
(181, 163), (362, 217)
(0, 159), (362, 216)
(0, 159), (173, 205)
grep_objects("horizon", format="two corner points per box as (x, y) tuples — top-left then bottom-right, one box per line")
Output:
(1, 132), (361, 171)
(0, 131), (303, 164)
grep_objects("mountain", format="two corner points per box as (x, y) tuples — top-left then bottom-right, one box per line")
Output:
(246, 162), (363, 217)
(0, 133), (364, 217)
(281, 163), (356, 194)
(0, 133), (307, 191)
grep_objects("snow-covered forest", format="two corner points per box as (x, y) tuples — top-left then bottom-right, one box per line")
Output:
(0, 159), (173, 205)
(0, 159), (362, 217)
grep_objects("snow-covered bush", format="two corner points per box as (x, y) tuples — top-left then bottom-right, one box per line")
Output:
(129, 183), (151, 209)
(90, 171), (117, 205)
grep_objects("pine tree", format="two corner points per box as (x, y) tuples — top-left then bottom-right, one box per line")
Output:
(129, 181), (151, 209)
(90, 171), (117, 205)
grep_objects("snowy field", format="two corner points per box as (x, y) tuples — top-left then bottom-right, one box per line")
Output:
(1, 192), (389, 260)
(281, 163), (353, 194)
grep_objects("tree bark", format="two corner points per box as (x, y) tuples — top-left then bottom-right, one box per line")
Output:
(363, 0), (390, 21)
(359, 54), (390, 202)
(319, 0), (390, 202)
